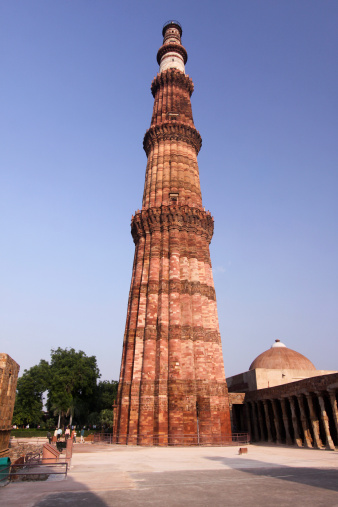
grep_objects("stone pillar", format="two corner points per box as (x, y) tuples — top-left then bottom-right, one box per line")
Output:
(251, 402), (260, 442)
(289, 397), (302, 447)
(296, 395), (312, 448)
(305, 394), (323, 449)
(245, 403), (253, 442)
(271, 399), (282, 445)
(317, 394), (335, 450)
(328, 390), (338, 437)
(257, 401), (266, 442)
(280, 398), (292, 445)
(263, 400), (273, 443)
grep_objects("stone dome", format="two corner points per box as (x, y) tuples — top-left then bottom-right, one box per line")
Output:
(249, 340), (316, 371)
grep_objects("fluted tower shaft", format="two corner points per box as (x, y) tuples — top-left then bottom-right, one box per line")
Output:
(114, 22), (231, 445)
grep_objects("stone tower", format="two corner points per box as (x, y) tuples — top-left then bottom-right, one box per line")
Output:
(113, 21), (231, 445)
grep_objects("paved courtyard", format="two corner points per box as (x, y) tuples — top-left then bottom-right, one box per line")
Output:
(2, 443), (338, 506)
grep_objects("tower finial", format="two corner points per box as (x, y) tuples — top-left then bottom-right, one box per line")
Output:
(162, 20), (182, 37)
(157, 20), (187, 74)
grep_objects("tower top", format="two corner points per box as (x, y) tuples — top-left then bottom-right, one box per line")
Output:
(157, 20), (187, 74)
(162, 20), (182, 37)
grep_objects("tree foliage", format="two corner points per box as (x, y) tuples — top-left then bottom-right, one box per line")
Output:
(100, 409), (114, 428)
(48, 348), (100, 425)
(12, 360), (49, 426)
(94, 380), (118, 413)
(12, 348), (117, 428)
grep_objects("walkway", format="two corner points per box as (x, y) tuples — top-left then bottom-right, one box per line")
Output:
(1, 444), (338, 506)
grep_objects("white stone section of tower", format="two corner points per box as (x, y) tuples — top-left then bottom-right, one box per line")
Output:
(159, 51), (185, 73)
(159, 24), (185, 73)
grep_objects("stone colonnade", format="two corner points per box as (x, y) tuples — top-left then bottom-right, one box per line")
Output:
(245, 374), (338, 450)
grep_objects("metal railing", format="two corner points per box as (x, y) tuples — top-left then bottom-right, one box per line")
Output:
(133, 433), (250, 446)
(163, 20), (182, 30)
(93, 433), (114, 444)
(0, 459), (68, 483)
(93, 432), (250, 446)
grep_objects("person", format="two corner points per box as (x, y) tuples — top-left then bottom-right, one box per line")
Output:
(47, 431), (52, 444)
(65, 426), (70, 440)
(71, 428), (77, 443)
(54, 428), (58, 440)
(57, 427), (62, 441)
(80, 427), (85, 443)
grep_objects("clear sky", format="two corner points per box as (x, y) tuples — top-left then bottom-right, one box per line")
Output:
(1, 1), (337, 381)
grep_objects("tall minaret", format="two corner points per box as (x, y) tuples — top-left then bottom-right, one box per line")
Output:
(113, 21), (231, 445)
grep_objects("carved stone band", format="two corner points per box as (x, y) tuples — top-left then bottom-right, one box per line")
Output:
(131, 205), (214, 243)
(151, 68), (194, 97)
(143, 122), (202, 156)
(157, 43), (188, 65)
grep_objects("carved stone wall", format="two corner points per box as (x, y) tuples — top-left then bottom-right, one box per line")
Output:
(0, 354), (20, 451)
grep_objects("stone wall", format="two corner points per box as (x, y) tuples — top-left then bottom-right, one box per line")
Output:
(245, 373), (338, 449)
(0, 354), (20, 451)
(227, 368), (337, 393)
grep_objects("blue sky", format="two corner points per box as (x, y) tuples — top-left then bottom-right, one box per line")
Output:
(1, 0), (337, 381)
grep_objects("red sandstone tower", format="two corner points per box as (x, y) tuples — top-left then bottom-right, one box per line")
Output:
(113, 21), (231, 445)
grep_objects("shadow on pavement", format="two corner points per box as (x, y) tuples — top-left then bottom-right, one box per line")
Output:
(33, 488), (109, 507)
(205, 455), (338, 493)
(1, 475), (110, 507)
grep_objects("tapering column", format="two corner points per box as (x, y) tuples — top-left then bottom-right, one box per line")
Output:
(296, 395), (312, 448)
(280, 398), (293, 445)
(251, 402), (260, 442)
(317, 394), (335, 450)
(114, 21), (231, 445)
(257, 402), (266, 441)
(245, 403), (252, 441)
(289, 397), (303, 447)
(305, 394), (323, 449)
(263, 400), (273, 443)
(328, 390), (338, 437)
(271, 399), (282, 445)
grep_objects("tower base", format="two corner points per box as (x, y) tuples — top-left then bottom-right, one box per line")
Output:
(113, 379), (232, 446)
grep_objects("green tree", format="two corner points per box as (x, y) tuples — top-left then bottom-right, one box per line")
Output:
(87, 380), (118, 429)
(100, 409), (114, 428)
(12, 360), (49, 426)
(12, 348), (116, 428)
(48, 348), (100, 427)
(87, 411), (100, 426)
(95, 380), (118, 412)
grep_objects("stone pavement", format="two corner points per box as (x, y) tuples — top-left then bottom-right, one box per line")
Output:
(1, 444), (338, 506)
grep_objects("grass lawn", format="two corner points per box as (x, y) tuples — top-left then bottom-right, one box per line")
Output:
(11, 429), (98, 438)
(11, 429), (49, 438)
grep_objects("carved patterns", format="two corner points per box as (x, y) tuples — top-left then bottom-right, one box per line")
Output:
(151, 68), (194, 98)
(131, 205), (214, 243)
(143, 122), (202, 156)
(130, 280), (216, 301)
(156, 43), (188, 65)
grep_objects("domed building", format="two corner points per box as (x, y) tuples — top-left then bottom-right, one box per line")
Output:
(249, 340), (316, 371)
(226, 340), (338, 450)
(227, 339), (326, 393)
